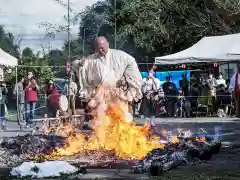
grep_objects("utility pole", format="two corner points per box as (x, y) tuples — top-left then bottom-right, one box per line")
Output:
(82, 27), (85, 55)
(67, 0), (72, 114)
(67, 0), (71, 57)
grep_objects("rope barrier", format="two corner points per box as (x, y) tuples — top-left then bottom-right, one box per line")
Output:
(6, 105), (47, 118)
(14, 64), (214, 71)
(146, 94), (232, 98)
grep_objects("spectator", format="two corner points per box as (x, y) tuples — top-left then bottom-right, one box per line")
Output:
(0, 81), (8, 131)
(64, 77), (77, 114)
(216, 73), (227, 88)
(179, 73), (189, 96)
(13, 76), (25, 128)
(174, 90), (191, 117)
(207, 73), (217, 112)
(216, 84), (231, 114)
(25, 77), (39, 127)
(44, 79), (59, 117)
(189, 77), (202, 108)
(140, 70), (160, 126)
(44, 79), (58, 97)
(162, 76), (177, 116)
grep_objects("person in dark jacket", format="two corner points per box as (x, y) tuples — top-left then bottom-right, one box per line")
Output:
(0, 81), (8, 131)
(162, 76), (177, 116)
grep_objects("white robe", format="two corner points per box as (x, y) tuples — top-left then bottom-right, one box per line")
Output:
(142, 77), (161, 94)
(72, 49), (143, 122)
(74, 49), (143, 102)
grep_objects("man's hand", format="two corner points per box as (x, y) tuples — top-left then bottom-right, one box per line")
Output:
(88, 86), (105, 109)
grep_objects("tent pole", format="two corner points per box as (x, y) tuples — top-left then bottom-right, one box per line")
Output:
(15, 66), (19, 125)
(227, 62), (230, 80)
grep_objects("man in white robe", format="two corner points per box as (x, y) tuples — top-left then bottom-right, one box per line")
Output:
(73, 36), (143, 122)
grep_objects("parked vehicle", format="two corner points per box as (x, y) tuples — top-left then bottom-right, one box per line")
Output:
(54, 78), (68, 94)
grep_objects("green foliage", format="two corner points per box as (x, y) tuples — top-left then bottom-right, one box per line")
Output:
(76, 0), (240, 65)
(0, 25), (20, 59)
(0, 25), (54, 87)
(6, 48), (54, 88)
(116, 0), (240, 57)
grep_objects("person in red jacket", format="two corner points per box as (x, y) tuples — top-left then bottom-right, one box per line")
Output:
(44, 79), (58, 97)
(25, 77), (39, 126)
(44, 79), (59, 117)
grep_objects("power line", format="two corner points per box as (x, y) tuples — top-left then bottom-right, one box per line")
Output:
(18, 38), (70, 41)
(10, 33), (77, 36)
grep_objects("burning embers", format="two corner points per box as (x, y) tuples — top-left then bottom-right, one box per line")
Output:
(0, 103), (165, 167)
(0, 100), (222, 177)
(49, 105), (164, 159)
(133, 135), (222, 176)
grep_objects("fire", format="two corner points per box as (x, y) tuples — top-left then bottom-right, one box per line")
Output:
(49, 103), (164, 160)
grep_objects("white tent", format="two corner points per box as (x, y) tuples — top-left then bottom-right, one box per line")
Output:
(0, 48), (18, 67)
(155, 33), (240, 65)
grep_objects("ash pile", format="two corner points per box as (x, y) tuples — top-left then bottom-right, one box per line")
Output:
(0, 134), (66, 167)
(133, 132), (222, 176)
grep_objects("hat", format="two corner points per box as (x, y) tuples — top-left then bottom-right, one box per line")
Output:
(28, 72), (33, 79)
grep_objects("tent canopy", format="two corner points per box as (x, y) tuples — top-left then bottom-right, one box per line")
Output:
(0, 48), (18, 67)
(155, 33), (240, 65)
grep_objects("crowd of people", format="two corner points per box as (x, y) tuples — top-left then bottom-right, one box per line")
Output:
(0, 71), (78, 131)
(0, 69), (237, 131)
(134, 71), (235, 126)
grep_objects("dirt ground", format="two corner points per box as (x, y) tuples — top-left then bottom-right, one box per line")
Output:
(1, 146), (237, 180)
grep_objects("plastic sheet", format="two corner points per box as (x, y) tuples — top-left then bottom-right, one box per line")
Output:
(11, 161), (78, 178)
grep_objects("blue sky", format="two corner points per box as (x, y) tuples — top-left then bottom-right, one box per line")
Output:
(0, 0), (98, 53)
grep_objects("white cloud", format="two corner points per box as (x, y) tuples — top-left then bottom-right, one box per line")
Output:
(0, 0), (98, 52)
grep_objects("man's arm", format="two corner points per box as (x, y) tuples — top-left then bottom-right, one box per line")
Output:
(35, 83), (40, 90)
(73, 83), (78, 94)
(152, 78), (161, 92)
(124, 53), (143, 87)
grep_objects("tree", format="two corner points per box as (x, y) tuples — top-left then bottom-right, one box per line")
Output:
(78, 1), (114, 47)
(0, 25), (20, 59)
(116, 0), (240, 59)
(6, 47), (54, 88)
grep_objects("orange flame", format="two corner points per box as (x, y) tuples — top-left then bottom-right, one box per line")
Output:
(50, 100), (164, 160)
